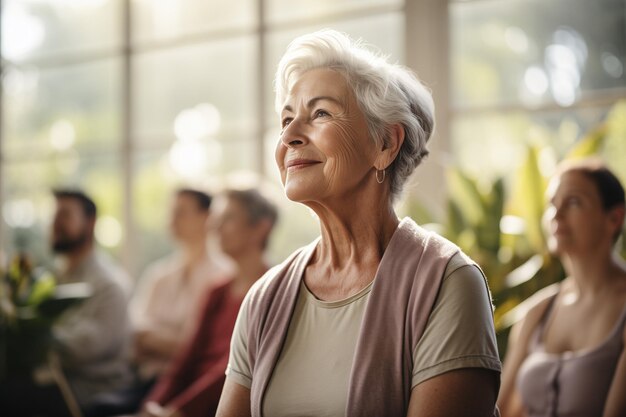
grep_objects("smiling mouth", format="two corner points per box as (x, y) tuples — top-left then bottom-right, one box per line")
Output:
(285, 159), (320, 171)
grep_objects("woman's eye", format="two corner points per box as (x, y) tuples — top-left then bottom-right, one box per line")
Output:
(567, 197), (581, 206)
(314, 109), (329, 118)
(281, 117), (293, 128)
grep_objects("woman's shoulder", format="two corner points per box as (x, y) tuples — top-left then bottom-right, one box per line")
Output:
(245, 262), (289, 299)
(443, 251), (477, 277)
(401, 218), (460, 253)
(513, 282), (561, 340)
(244, 241), (317, 305)
(395, 219), (463, 273)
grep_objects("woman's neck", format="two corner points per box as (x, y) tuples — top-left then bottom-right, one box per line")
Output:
(308, 191), (400, 272)
(180, 240), (208, 266)
(564, 249), (626, 297)
(230, 250), (268, 297)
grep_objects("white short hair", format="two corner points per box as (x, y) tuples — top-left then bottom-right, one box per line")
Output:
(274, 29), (435, 201)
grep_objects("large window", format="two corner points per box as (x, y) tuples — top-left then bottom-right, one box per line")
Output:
(449, 0), (625, 183)
(0, 0), (405, 275)
(2, 0), (624, 278)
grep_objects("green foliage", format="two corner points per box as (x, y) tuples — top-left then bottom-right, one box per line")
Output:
(566, 124), (606, 160)
(410, 100), (626, 359)
(507, 145), (548, 254)
(0, 254), (90, 379)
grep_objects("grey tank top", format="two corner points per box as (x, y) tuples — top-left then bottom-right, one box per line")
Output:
(516, 293), (626, 417)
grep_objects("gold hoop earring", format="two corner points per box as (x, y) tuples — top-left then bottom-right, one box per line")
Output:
(376, 169), (385, 184)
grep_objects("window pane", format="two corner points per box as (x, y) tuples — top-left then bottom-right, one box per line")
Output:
(264, 12), (405, 124)
(131, 0), (256, 44)
(1, 0), (122, 61)
(133, 143), (258, 271)
(263, 128), (282, 185)
(450, 0), (626, 108)
(132, 151), (176, 274)
(132, 37), (257, 147)
(451, 106), (613, 183)
(133, 141), (318, 271)
(265, 0), (402, 25)
(2, 59), (122, 159)
(2, 154), (124, 264)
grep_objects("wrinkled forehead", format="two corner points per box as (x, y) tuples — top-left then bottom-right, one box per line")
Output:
(281, 68), (352, 109)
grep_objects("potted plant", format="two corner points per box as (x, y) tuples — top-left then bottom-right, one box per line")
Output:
(0, 253), (91, 380)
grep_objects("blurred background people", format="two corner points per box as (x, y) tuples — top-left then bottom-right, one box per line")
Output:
(89, 188), (232, 416)
(132, 189), (231, 383)
(138, 187), (278, 417)
(498, 159), (626, 417)
(1, 189), (133, 417)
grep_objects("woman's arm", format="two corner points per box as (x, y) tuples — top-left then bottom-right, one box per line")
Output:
(602, 325), (626, 417)
(407, 368), (498, 416)
(215, 378), (251, 417)
(497, 321), (528, 417)
(498, 288), (556, 417)
(134, 327), (180, 360)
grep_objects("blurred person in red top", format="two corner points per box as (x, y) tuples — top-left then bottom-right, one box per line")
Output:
(131, 189), (232, 383)
(138, 187), (278, 417)
(87, 188), (231, 417)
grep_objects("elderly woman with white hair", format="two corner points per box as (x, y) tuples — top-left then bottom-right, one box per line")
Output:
(216, 29), (501, 417)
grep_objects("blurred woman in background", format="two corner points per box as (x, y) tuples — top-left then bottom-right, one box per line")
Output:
(499, 159), (626, 417)
(139, 188), (278, 417)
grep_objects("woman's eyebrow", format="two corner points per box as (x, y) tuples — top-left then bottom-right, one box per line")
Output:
(282, 96), (343, 114)
(306, 96), (343, 107)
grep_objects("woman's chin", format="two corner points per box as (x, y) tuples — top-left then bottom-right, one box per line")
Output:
(284, 189), (308, 203)
(284, 182), (318, 203)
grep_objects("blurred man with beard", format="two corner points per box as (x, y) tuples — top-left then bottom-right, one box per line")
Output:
(1, 189), (133, 417)
(50, 189), (133, 411)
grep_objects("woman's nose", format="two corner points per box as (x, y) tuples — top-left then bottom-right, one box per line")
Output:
(550, 206), (565, 221)
(280, 118), (308, 148)
(552, 204), (564, 220)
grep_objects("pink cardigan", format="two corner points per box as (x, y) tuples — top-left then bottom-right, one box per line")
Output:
(244, 218), (497, 416)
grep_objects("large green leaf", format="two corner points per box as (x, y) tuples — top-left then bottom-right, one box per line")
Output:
(446, 199), (467, 242)
(565, 124), (606, 160)
(447, 168), (484, 227)
(477, 177), (505, 253)
(603, 100), (626, 189)
(507, 145), (547, 254)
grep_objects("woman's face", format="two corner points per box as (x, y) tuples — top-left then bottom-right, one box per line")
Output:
(169, 193), (209, 242)
(275, 68), (378, 204)
(216, 198), (254, 258)
(544, 170), (615, 255)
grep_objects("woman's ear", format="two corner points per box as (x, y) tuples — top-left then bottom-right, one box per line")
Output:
(375, 123), (405, 170)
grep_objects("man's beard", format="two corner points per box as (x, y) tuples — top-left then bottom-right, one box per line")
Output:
(52, 231), (90, 254)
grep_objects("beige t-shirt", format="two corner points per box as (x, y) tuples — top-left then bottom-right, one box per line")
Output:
(226, 252), (501, 416)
